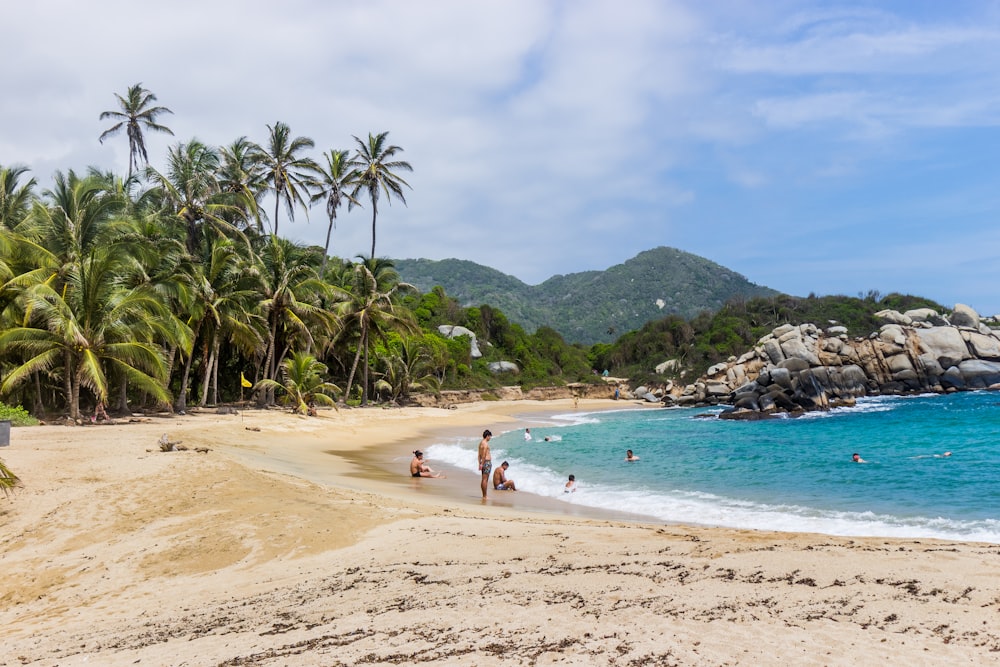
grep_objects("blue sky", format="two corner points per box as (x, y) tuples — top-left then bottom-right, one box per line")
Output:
(4, 0), (1000, 315)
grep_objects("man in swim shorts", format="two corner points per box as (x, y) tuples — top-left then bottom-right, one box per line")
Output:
(492, 461), (516, 491)
(478, 429), (492, 498)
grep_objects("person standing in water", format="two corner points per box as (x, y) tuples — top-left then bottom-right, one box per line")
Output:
(478, 429), (493, 498)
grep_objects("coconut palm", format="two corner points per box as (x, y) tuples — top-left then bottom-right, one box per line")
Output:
(0, 164), (36, 229)
(373, 333), (441, 402)
(338, 257), (417, 406)
(309, 149), (360, 278)
(5, 171), (187, 417)
(255, 122), (317, 236)
(254, 350), (340, 414)
(145, 139), (245, 255)
(192, 237), (266, 407)
(99, 83), (174, 178)
(348, 131), (412, 259)
(218, 136), (269, 234)
(255, 235), (342, 404)
(0, 249), (177, 418)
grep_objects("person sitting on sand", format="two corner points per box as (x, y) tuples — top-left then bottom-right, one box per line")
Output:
(625, 449), (639, 462)
(564, 474), (576, 493)
(493, 461), (516, 491)
(852, 453), (866, 463)
(410, 450), (444, 478)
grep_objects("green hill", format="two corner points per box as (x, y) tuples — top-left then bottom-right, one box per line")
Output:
(394, 247), (778, 344)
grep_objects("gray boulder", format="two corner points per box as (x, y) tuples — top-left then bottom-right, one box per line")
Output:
(951, 304), (980, 329)
(487, 361), (519, 374)
(438, 325), (482, 358)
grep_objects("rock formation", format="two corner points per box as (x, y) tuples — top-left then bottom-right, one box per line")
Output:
(665, 304), (1000, 419)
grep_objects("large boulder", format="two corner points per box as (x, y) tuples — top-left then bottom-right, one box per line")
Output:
(438, 325), (482, 358)
(487, 361), (519, 374)
(950, 304), (980, 329)
(915, 326), (970, 369)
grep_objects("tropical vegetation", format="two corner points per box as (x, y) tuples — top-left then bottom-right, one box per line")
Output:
(0, 83), (605, 433)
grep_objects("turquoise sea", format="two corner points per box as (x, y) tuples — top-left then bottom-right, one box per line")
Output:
(428, 391), (1000, 542)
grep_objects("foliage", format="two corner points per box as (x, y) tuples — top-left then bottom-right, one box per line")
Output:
(0, 402), (39, 426)
(395, 247), (778, 344)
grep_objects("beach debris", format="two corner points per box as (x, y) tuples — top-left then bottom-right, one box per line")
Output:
(158, 433), (184, 452)
(194, 447), (211, 454)
(245, 426), (261, 432)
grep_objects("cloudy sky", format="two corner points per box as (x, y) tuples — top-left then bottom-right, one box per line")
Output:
(5, 0), (1000, 314)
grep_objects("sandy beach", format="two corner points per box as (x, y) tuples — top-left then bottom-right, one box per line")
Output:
(2, 399), (998, 666)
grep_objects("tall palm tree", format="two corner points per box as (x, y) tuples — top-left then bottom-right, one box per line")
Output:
(309, 149), (360, 278)
(145, 139), (244, 254)
(348, 131), (412, 259)
(255, 122), (317, 236)
(218, 137), (269, 234)
(338, 257), (416, 405)
(98, 83), (174, 178)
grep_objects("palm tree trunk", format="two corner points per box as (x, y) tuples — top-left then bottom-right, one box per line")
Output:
(32, 372), (44, 415)
(199, 342), (216, 406)
(211, 339), (220, 405)
(369, 200), (378, 259)
(63, 349), (74, 418)
(320, 216), (333, 279)
(116, 379), (129, 415)
(361, 328), (370, 406)
(176, 352), (193, 413)
(344, 334), (364, 405)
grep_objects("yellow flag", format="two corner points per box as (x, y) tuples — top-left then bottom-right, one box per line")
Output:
(241, 372), (252, 388)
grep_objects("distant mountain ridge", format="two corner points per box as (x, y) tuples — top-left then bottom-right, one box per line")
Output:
(394, 247), (778, 344)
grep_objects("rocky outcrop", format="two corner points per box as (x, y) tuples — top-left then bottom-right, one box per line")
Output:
(487, 361), (520, 374)
(666, 304), (1000, 419)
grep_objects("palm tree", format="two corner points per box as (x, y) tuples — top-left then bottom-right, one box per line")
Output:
(348, 131), (412, 259)
(99, 83), (174, 178)
(218, 137), (269, 234)
(0, 247), (178, 418)
(309, 149), (360, 278)
(0, 457), (20, 497)
(255, 122), (317, 236)
(5, 170), (187, 418)
(145, 139), (244, 254)
(254, 351), (340, 414)
(255, 235), (341, 404)
(0, 164), (36, 229)
(338, 257), (417, 406)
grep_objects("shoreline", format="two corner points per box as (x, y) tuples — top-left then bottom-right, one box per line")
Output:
(2, 399), (999, 665)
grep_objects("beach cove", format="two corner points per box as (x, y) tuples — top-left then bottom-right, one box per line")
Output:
(2, 399), (999, 666)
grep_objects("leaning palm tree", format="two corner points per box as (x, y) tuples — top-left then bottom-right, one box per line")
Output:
(348, 132), (412, 259)
(309, 149), (360, 278)
(254, 350), (340, 414)
(99, 83), (174, 178)
(254, 122), (317, 236)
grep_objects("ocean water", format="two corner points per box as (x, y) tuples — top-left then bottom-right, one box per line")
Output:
(426, 391), (1000, 542)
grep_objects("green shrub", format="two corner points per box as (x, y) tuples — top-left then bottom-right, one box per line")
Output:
(0, 403), (39, 427)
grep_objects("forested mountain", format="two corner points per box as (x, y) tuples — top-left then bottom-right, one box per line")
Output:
(395, 247), (778, 344)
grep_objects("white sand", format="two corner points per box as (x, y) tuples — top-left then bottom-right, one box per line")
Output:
(2, 400), (998, 666)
